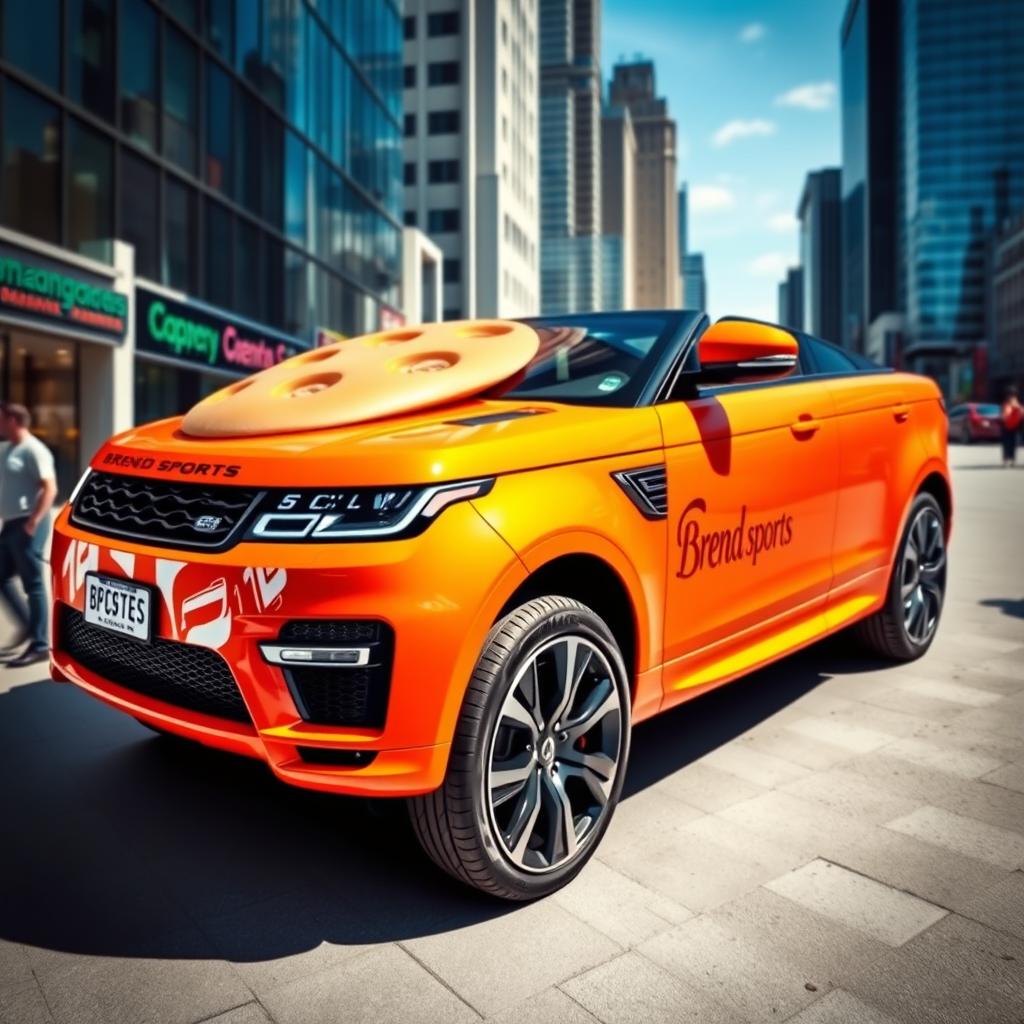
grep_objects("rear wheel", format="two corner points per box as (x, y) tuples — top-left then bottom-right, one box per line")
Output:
(854, 493), (947, 660)
(409, 596), (631, 900)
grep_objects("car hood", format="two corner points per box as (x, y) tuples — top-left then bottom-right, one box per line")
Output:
(90, 398), (663, 487)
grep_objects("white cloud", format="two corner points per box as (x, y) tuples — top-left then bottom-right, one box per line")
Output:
(738, 22), (766, 43)
(749, 252), (791, 278)
(775, 81), (836, 111)
(767, 211), (798, 233)
(689, 184), (737, 214)
(712, 119), (776, 147)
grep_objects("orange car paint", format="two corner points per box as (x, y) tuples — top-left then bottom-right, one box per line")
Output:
(50, 320), (950, 797)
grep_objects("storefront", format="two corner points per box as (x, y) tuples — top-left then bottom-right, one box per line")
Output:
(134, 285), (308, 423)
(0, 230), (128, 499)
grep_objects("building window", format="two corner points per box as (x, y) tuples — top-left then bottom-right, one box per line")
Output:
(403, 209), (417, 226)
(163, 176), (197, 292)
(404, 113), (416, 137)
(403, 15), (415, 39)
(120, 0), (159, 151)
(403, 162), (416, 185)
(205, 60), (233, 196)
(428, 62), (460, 86)
(285, 131), (306, 248)
(1, 81), (61, 245)
(2, 0), (59, 89)
(67, 0), (115, 120)
(205, 0), (232, 57)
(428, 110), (460, 135)
(67, 117), (113, 262)
(119, 150), (159, 279)
(428, 159), (460, 184)
(403, 64), (415, 88)
(444, 259), (461, 284)
(443, 307), (461, 320)
(427, 12), (459, 36)
(164, 26), (198, 173)
(428, 208), (460, 233)
(204, 197), (232, 307)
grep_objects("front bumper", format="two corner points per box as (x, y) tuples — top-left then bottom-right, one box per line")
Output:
(50, 501), (526, 796)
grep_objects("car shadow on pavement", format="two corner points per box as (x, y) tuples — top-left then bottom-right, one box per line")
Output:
(978, 596), (1024, 620)
(0, 634), (878, 964)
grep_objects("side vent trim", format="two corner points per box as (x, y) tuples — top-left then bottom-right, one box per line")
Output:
(612, 465), (668, 520)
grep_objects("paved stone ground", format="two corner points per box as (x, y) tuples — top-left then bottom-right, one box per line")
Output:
(1, 443), (1022, 1024)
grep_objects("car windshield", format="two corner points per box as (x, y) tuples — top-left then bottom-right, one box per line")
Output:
(975, 404), (1001, 416)
(492, 311), (699, 406)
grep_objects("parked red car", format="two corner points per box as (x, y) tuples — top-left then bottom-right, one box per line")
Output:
(947, 403), (1002, 443)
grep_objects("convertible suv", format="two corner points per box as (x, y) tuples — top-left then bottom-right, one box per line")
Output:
(51, 311), (950, 900)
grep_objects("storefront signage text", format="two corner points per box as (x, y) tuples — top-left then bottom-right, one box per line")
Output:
(136, 288), (306, 374)
(0, 244), (126, 339)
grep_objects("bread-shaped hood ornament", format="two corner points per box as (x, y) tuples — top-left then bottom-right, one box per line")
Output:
(180, 319), (540, 438)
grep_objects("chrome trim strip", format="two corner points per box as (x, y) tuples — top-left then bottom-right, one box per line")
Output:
(260, 644), (371, 667)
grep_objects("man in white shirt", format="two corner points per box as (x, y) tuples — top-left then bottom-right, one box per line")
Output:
(0, 402), (57, 667)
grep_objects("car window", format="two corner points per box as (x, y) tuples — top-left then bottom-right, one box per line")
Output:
(976, 404), (1001, 416)
(948, 405), (965, 417)
(799, 333), (879, 374)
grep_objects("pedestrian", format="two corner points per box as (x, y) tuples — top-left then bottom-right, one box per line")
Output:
(0, 401), (57, 667)
(1000, 385), (1023, 468)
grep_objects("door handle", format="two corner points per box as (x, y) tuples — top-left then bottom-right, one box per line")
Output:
(790, 417), (821, 437)
(893, 405), (911, 423)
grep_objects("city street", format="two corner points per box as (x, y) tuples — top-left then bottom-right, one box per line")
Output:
(0, 443), (1022, 1024)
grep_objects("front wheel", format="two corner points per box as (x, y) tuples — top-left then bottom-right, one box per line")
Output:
(409, 596), (631, 900)
(854, 492), (947, 660)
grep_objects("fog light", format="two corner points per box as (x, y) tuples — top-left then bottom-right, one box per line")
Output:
(260, 644), (370, 667)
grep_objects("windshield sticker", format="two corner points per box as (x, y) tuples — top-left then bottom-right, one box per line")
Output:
(676, 498), (794, 579)
(598, 373), (626, 393)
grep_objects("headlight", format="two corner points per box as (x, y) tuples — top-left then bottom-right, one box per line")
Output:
(245, 478), (494, 541)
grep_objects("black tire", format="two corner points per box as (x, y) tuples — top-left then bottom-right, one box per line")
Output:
(409, 596), (631, 901)
(854, 492), (947, 661)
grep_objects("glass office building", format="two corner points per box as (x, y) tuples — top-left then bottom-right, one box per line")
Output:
(0, 0), (402, 488)
(900, 0), (1024, 394)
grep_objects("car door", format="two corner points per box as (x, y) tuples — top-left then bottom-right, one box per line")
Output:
(656, 358), (839, 705)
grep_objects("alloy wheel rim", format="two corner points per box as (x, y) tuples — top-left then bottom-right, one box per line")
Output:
(485, 635), (623, 874)
(901, 507), (945, 645)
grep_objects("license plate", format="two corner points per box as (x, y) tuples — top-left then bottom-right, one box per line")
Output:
(84, 573), (154, 642)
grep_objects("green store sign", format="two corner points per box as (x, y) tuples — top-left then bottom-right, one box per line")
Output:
(135, 287), (306, 374)
(0, 242), (127, 340)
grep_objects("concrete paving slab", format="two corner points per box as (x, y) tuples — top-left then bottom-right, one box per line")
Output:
(0, 980), (54, 1024)
(651, 761), (768, 813)
(982, 761), (1024, 794)
(551, 858), (692, 948)
(885, 805), (1024, 869)
(560, 951), (735, 1024)
(700, 742), (813, 788)
(896, 676), (1003, 707)
(844, 914), (1024, 1024)
(955, 871), (1024, 941)
(882, 735), (1007, 779)
(598, 786), (704, 859)
(786, 714), (896, 753)
(401, 899), (620, 1017)
(484, 986), (602, 1024)
(737, 727), (855, 771)
(260, 945), (478, 1024)
(779, 767), (921, 825)
(784, 989), (898, 1024)
(765, 859), (947, 946)
(201, 1004), (275, 1024)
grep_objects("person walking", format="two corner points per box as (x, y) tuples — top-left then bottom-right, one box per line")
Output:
(1000, 385), (1023, 468)
(0, 402), (57, 667)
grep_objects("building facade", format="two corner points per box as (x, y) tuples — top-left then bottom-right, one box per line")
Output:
(681, 253), (706, 311)
(990, 213), (1024, 395)
(899, 0), (1024, 396)
(798, 169), (842, 344)
(0, 0), (404, 495)
(840, 0), (900, 355)
(402, 0), (539, 320)
(538, 0), (602, 313)
(600, 103), (634, 310)
(777, 266), (804, 331)
(608, 61), (679, 310)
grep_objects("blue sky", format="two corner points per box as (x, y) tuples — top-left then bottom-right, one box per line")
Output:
(601, 0), (849, 321)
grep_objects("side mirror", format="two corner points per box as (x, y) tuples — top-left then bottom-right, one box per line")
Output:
(696, 320), (798, 384)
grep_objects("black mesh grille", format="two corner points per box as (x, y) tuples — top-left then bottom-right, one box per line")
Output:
(71, 472), (260, 550)
(279, 619), (393, 728)
(58, 604), (251, 723)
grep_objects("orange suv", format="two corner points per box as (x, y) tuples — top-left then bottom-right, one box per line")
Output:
(51, 312), (950, 900)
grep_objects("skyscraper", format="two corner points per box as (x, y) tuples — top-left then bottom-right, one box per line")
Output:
(777, 267), (804, 331)
(600, 103), (635, 310)
(539, 0), (602, 313)
(678, 183), (688, 257)
(681, 254), (706, 311)
(840, 0), (900, 355)
(403, 1), (539, 319)
(898, 0), (1024, 396)
(798, 169), (842, 344)
(609, 61), (679, 309)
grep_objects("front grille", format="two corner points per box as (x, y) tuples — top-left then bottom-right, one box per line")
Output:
(71, 471), (261, 550)
(58, 604), (250, 723)
(278, 619), (393, 729)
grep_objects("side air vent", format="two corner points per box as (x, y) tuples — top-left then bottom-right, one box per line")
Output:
(612, 465), (668, 520)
